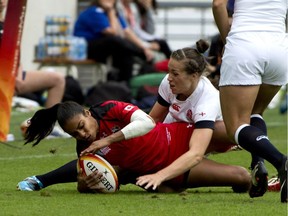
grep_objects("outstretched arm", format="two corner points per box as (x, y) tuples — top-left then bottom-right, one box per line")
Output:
(136, 128), (213, 190)
(80, 109), (155, 155)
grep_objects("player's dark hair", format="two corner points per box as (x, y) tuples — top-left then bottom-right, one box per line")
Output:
(171, 39), (209, 75)
(24, 101), (85, 146)
(135, 0), (158, 15)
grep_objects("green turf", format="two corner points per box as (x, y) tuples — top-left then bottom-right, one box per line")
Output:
(0, 106), (287, 216)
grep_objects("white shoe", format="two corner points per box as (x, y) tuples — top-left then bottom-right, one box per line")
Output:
(46, 125), (71, 139)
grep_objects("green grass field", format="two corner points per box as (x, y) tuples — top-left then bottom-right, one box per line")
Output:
(0, 106), (287, 216)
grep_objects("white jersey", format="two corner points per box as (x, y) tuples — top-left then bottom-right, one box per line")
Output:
(158, 74), (222, 125)
(230, 0), (287, 34)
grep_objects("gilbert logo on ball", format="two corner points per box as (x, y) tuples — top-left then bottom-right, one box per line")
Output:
(78, 154), (119, 193)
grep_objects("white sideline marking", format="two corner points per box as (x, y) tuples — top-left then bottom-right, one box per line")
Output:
(0, 153), (76, 161)
(267, 122), (287, 127)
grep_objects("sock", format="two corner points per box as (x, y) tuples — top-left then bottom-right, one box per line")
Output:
(249, 114), (266, 169)
(235, 124), (284, 170)
(36, 159), (78, 188)
(250, 114), (267, 134)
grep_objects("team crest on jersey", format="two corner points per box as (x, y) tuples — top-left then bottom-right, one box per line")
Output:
(111, 125), (121, 133)
(100, 132), (108, 139)
(186, 109), (193, 121)
(97, 146), (111, 156)
(198, 112), (206, 117)
(172, 104), (180, 112)
(124, 105), (134, 111)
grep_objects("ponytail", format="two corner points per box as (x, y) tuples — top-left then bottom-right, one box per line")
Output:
(171, 39), (209, 75)
(24, 103), (60, 146)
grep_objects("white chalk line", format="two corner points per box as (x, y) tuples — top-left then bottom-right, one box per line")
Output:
(0, 153), (77, 161)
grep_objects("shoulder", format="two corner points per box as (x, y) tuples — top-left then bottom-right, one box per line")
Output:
(90, 100), (139, 117)
(80, 6), (105, 18)
(193, 77), (220, 107)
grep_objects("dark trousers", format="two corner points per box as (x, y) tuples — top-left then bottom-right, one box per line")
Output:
(87, 36), (146, 82)
(150, 39), (172, 59)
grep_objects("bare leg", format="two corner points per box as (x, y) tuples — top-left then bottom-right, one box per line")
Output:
(220, 84), (286, 200)
(186, 158), (251, 191)
(15, 70), (65, 108)
(206, 120), (237, 154)
(220, 85), (259, 139)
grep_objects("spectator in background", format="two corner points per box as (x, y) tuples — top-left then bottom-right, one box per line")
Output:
(135, 0), (158, 35)
(119, 0), (172, 59)
(15, 67), (65, 109)
(74, 0), (158, 83)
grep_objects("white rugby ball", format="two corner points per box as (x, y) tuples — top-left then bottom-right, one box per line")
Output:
(77, 154), (119, 193)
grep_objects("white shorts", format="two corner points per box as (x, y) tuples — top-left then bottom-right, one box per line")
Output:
(219, 32), (288, 86)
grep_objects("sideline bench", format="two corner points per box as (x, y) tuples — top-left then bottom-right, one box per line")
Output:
(34, 58), (105, 75)
(34, 58), (108, 91)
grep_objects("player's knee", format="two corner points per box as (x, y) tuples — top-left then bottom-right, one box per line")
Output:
(231, 166), (251, 193)
(235, 166), (251, 189)
(52, 73), (65, 88)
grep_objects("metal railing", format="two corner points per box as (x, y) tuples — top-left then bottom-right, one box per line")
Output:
(77, 1), (218, 49)
(155, 1), (217, 48)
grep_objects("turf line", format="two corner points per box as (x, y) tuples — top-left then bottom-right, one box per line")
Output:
(0, 153), (76, 160)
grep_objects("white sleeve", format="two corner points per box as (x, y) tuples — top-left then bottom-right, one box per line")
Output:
(121, 109), (155, 140)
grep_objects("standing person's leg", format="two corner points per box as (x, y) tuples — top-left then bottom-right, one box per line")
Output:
(186, 158), (251, 192)
(218, 31), (287, 202)
(15, 70), (65, 108)
(252, 83), (287, 202)
(220, 85), (287, 201)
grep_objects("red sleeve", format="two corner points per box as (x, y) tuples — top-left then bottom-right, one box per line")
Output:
(101, 100), (140, 124)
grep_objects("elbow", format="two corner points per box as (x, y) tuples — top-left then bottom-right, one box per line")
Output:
(187, 151), (204, 167)
(194, 154), (204, 165)
(147, 119), (156, 131)
(103, 28), (118, 36)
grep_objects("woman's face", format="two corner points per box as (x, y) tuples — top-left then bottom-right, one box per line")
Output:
(62, 110), (98, 143)
(167, 58), (197, 97)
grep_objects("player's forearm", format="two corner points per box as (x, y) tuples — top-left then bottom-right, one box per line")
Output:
(124, 28), (148, 50)
(156, 151), (204, 182)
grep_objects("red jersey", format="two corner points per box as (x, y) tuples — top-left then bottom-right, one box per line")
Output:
(76, 100), (194, 187)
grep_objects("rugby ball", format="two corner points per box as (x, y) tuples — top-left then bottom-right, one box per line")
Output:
(77, 154), (119, 193)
